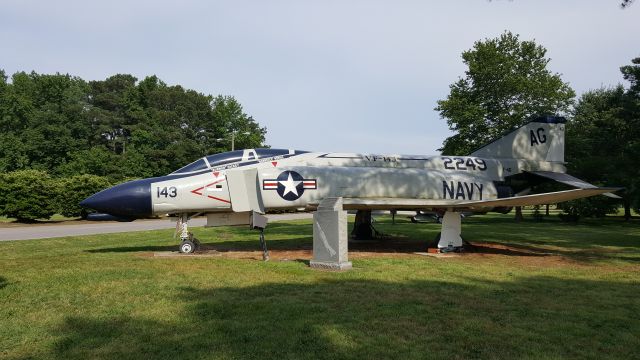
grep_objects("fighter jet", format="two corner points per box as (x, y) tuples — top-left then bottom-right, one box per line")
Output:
(80, 116), (619, 253)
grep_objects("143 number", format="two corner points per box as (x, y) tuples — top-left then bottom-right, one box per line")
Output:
(157, 186), (177, 198)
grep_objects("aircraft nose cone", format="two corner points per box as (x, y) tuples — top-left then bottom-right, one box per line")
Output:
(80, 179), (153, 218)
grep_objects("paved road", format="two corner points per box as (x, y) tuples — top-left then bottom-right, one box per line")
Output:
(0, 213), (313, 241)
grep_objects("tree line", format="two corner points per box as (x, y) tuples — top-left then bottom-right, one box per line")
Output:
(0, 72), (266, 180)
(0, 72), (266, 220)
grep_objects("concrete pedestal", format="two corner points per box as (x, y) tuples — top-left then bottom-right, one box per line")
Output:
(310, 197), (352, 270)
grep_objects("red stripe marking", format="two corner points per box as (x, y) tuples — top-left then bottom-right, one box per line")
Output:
(207, 195), (231, 204)
(191, 178), (226, 196)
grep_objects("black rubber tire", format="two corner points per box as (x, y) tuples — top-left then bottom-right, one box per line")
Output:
(179, 240), (196, 254)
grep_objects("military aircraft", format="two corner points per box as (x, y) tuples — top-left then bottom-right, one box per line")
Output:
(80, 116), (619, 253)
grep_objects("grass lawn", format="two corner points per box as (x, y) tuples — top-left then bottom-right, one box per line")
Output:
(1, 214), (639, 359)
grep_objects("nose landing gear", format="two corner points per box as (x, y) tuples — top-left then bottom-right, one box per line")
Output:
(176, 213), (201, 254)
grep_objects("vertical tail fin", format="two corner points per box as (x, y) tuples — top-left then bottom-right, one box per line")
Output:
(470, 116), (566, 163)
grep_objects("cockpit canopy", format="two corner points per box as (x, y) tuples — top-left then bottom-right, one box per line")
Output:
(171, 148), (309, 174)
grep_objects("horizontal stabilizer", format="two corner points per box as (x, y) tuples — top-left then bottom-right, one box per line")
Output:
(459, 187), (621, 208)
(528, 171), (622, 199)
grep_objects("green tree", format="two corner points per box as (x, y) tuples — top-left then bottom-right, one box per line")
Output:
(87, 74), (146, 155)
(620, 58), (640, 217)
(55, 147), (151, 181)
(0, 70), (267, 180)
(87, 75), (267, 176)
(557, 197), (620, 222)
(567, 58), (640, 220)
(436, 31), (575, 155)
(0, 170), (58, 221)
(55, 175), (111, 218)
(0, 72), (90, 172)
(210, 95), (267, 152)
(436, 32), (576, 221)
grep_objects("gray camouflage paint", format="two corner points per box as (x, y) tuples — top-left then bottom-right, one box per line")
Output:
(150, 121), (566, 215)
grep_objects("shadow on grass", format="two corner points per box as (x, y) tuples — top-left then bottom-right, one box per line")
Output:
(87, 221), (313, 253)
(50, 277), (640, 360)
(86, 216), (640, 263)
(484, 240), (640, 263)
(0, 276), (7, 290)
(86, 237), (546, 258)
(86, 237), (313, 254)
(87, 245), (178, 253)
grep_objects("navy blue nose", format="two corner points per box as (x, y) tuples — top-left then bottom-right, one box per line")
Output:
(80, 179), (152, 218)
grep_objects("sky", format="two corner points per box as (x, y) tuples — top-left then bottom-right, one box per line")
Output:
(1, 0), (639, 155)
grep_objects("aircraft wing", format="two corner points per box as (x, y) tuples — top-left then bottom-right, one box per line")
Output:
(325, 187), (621, 211)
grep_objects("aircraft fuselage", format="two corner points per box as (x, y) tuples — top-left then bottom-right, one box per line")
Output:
(81, 148), (565, 218)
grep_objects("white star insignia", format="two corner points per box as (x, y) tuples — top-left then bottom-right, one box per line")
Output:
(279, 173), (301, 197)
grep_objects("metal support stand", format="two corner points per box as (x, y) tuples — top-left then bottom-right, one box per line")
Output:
(251, 211), (269, 261)
(436, 211), (463, 252)
(310, 197), (352, 270)
(258, 229), (269, 261)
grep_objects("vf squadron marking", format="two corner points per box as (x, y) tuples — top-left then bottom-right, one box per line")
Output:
(364, 155), (398, 162)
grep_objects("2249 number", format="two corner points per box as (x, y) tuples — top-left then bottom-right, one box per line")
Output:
(157, 186), (177, 198)
(443, 157), (487, 171)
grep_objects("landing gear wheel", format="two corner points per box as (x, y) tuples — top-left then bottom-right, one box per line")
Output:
(179, 240), (196, 254)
